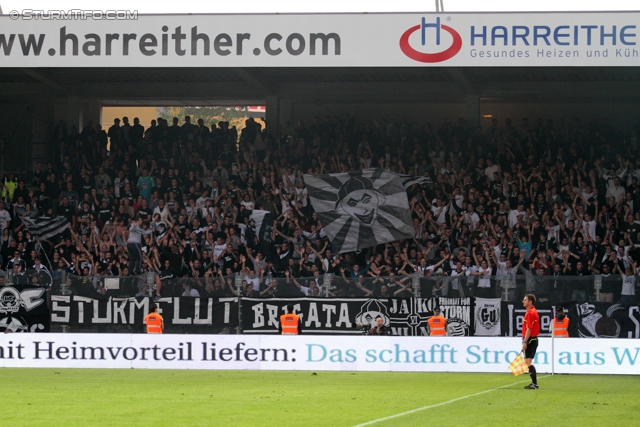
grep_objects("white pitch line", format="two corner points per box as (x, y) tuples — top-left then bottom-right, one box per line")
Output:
(351, 375), (551, 427)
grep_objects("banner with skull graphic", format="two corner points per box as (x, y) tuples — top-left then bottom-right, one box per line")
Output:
(0, 285), (50, 333)
(241, 297), (472, 336)
(303, 169), (414, 253)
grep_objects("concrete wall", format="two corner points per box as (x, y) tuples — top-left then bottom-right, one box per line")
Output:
(480, 102), (640, 134)
(0, 102), (33, 176)
(283, 100), (640, 134)
(286, 102), (466, 127)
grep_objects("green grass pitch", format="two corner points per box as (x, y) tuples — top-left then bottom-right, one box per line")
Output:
(3, 369), (639, 426)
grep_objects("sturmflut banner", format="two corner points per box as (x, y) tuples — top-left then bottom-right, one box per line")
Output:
(1, 12), (639, 67)
(1, 334), (639, 375)
(50, 296), (237, 332)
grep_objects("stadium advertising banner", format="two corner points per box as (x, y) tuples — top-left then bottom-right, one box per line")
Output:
(1, 334), (638, 375)
(0, 286), (50, 333)
(242, 297), (474, 336)
(1, 12), (639, 67)
(50, 295), (237, 331)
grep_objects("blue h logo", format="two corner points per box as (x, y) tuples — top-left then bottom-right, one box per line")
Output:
(421, 17), (441, 46)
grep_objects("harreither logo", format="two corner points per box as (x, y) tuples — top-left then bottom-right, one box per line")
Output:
(400, 17), (462, 63)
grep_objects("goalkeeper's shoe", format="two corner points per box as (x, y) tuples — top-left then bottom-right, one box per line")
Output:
(523, 383), (539, 389)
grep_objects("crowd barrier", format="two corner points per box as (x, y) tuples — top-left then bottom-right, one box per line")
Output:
(1, 269), (630, 304)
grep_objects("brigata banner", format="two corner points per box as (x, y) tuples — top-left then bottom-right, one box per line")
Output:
(1, 334), (639, 375)
(50, 296), (237, 333)
(0, 285), (50, 333)
(242, 297), (472, 336)
(1, 12), (639, 67)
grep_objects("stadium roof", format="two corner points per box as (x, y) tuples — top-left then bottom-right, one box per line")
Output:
(2, 66), (639, 105)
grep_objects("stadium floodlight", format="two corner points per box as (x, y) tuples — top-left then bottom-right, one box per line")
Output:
(435, 0), (444, 12)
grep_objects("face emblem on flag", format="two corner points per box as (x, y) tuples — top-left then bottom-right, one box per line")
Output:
(335, 177), (385, 227)
(304, 169), (414, 253)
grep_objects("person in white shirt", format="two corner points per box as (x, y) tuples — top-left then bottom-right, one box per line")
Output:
(485, 158), (500, 181)
(615, 261), (637, 303)
(606, 177), (626, 203)
(127, 218), (154, 275)
(0, 200), (11, 232)
(508, 202), (526, 229)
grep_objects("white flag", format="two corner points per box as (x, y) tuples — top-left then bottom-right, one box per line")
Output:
(475, 298), (502, 336)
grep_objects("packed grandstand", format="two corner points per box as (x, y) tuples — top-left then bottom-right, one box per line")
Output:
(1, 113), (639, 304)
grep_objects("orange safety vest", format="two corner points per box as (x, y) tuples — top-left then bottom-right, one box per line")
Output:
(280, 313), (300, 335)
(553, 316), (569, 338)
(428, 315), (447, 336)
(144, 312), (163, 333)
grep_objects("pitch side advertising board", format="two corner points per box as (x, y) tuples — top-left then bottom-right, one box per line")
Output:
(0, 12), (639, 67)
(1, 334), (638, 374)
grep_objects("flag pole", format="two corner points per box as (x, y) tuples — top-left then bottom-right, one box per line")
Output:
(551, 316), (555, 375)
(20, 216), (55, 270)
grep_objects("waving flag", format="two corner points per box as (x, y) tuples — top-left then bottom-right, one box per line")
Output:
(304, 169), (413, 253)
(508, 352), (529, 376)
(364, 168), (431, 190)
(20, 216), (70, 241)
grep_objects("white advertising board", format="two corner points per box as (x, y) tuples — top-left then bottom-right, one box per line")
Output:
(0, 12), (639, 67)
(1, 334), (638, 374)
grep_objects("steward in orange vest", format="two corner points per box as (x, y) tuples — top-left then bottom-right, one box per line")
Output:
(279, 304), (302, 335)
(552, 306), (569, 338)
(144, 303), (164, 334)
(428, 307), (447, 336)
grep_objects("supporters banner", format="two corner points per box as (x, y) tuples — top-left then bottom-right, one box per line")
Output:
(568, 302), (640, 339)
(303, 169), (413, 253)
(501, 301), (640, 339)
(501, 302), (554, 337)
(474, 298), (501, 336)
(50, 296), (237, 332)
(0, 285), (50, 333)
(242, 297), (472, 336)
(2, 334), (639, 375)
(1, 12), (639, 67)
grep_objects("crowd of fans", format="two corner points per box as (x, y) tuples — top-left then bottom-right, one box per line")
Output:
(1, 114), (639, 303)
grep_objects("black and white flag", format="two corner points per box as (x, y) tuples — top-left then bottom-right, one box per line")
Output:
(364, 168), (431, 190)
(20, 216), (70, 240)
(244, 209), (276, 252)
(304, 169), (413, 253)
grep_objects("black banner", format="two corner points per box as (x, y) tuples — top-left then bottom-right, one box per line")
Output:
(50, 296), (238, 333)
(0, 285), (50, 333)
(501, 302), (554, 337)
(501, 301), (640, 338)
(242, 297), (473, 336)
(569, 302), (640, 339)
